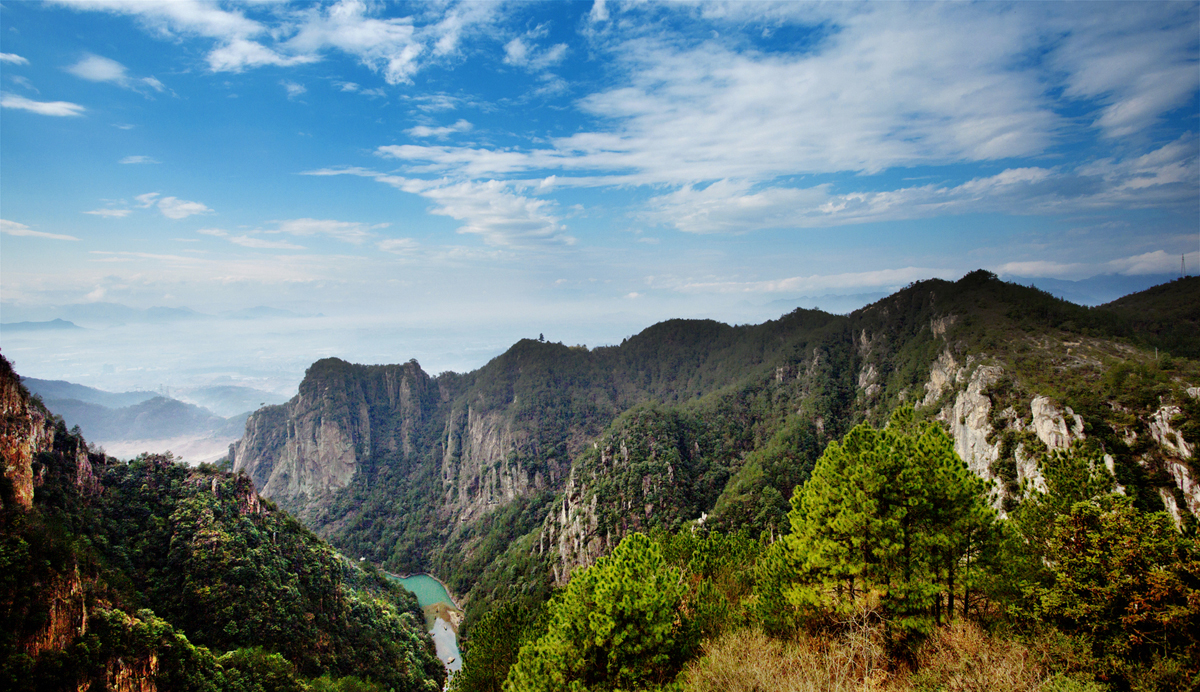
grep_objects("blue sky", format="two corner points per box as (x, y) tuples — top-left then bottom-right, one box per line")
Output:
(1, 0), (1198, 394)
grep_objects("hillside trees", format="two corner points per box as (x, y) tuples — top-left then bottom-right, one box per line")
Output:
(771, 407), (998, 635)
(503, 533), (694, 692)
(1011, 447), (1200, 685)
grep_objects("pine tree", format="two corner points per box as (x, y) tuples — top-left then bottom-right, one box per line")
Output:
(503, 533), (690, 692)
(780, 407), (997, 634)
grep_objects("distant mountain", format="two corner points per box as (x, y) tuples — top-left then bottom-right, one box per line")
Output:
(224, 305), (306, 319)
(765, 292), (890, 315)
(22, 377), (156, 408)
(177, 384), (289, 418)
(1008, 272), (1183, 306)
(0, 318), (82, 332)
(41, 396), (227, 441)
(0, 302), (214, 327)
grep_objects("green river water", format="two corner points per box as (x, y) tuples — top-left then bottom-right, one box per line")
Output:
(392, 574), (462, 674)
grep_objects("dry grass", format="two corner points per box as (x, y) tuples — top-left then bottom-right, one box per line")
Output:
(682, 620), (1105, 692)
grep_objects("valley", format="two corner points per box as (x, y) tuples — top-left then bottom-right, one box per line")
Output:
(4, 271), (1198, 691)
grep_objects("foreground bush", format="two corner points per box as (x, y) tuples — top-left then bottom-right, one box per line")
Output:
(683, 621), (1105, 692)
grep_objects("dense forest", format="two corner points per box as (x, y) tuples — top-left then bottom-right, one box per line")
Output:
(451, 411), (1200, 691)
(0, 355), (444, 691)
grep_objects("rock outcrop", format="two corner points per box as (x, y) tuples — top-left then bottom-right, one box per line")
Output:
(232, 358), (440, 517)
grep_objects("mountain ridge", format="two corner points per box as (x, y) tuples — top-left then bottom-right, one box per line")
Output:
(230, 272), (1199, 616)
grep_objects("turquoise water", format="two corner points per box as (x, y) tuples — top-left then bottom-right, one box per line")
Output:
(392, 573), (462, 673)
(396, 573), (455, 608)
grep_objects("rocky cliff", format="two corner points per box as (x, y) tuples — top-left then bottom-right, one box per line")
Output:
(232, 358), (441, 518)
(225, 273), (1200, 601)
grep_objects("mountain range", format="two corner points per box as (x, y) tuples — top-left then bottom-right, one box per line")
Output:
(228, 271), (1200, 620)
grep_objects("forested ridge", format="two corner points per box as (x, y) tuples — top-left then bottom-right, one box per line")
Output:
(234, 273), (1199, 618)
(0, 355), (444, 692)
(229, 272), (1199, 691)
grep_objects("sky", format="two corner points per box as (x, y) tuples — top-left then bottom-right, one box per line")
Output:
(1, 0), (1198, 398)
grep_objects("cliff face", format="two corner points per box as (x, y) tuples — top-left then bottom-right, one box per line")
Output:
(232, 358), (441, 518)
(1, 357), (57, 509)
(225, 274), (1200, 595)
(0, 354), (160, 692)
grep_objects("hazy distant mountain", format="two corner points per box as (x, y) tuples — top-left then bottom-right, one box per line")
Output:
(224, 306), (306, 319)
(23, 377), (155, 409)
(0, 302), (214, 327)
(0, 319), (82, 332)
(176, 384), (289, 417)
(1007, 272), (1183, 306)
(40, 396), (227, 441)
(766, 292), (891, 315)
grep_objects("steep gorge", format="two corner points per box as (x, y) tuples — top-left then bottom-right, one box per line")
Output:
(229, 273), (1200, 606)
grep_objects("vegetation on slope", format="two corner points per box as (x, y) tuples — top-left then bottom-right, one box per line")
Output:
(452, 410), (1200, 692)
(0, 355), (444, 691)
(281, 272), (1197, 632)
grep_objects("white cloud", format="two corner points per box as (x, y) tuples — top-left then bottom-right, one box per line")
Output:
(135, 192), (161, 208)
(283, 0), (424, 84)
(208, 38), (318, 72)
(1049, 3), (1199, 138)
(0, 53), (29, 65)
(67, 54), (127, 82)
(994, 261), (1089, 279)
(589, 0), (609, 23)
(230, 236), (306, 250)
(157, 196), (213, 220)
(406, 119), (472, 138)
(1107, 250), (1188, 276)
(281, 80), (307, 99)
(119, 155), (159, 164)
(66, 54), (165, 93)
(0, 92), (85, 116)
(1, 219), (80, 241)
(85, 208), (132, 218)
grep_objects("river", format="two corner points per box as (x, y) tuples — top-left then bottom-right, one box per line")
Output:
(392, 573), (463, 674)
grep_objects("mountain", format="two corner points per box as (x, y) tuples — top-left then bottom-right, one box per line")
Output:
(1009, 272), (1185, 306)
(175, 384), (290, 418)
(0, 318), (82, 332)
(23, 376), (156, 409)
(229, 272), (1199, 621)
(0, 354), (445, 691)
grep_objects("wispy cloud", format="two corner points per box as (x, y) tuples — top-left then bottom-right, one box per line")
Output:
(274, 218), (386, 244)
(1, 219), (80, 241)
(678, 266), (956, 294)
(119, 155), (159, 164)
(0, 53), (29, 65)
(0, 92), (85, 116)
(50, 0), (504, 86)
(230, 236), (306, 250)
(305, 167), (572, 248)
(85, 208), (133, 218)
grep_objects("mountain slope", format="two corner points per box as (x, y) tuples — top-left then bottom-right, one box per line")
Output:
(0, 354), (445, 691)
(230, 272), (1200, 617)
